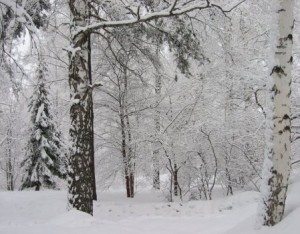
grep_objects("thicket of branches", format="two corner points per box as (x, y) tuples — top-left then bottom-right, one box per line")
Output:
(0, 0), (300, 227)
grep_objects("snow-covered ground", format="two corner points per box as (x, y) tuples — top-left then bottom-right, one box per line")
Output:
(1, 176), (300, 234)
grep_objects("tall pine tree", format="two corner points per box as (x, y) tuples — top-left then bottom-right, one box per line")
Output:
(21, 61), (66, 191)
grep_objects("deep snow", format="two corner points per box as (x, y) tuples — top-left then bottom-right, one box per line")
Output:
(0, 175), (300, 234)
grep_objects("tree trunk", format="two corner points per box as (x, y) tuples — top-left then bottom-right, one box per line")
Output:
(126, 113), (134, 198)
(120, 109), (134, 198)
(261, 0), (294, 226)
(153, 73), (161, 190)
(88, 31), (97, 201)
(223, 20), (235, 195)
(6, 127), (14, 191)
(120, 70), (134, 198)
(121, 117), (130, 198)
(68, 0), (93, 215)
(173, 163), (178, 196)
(225, 166), (233, 196)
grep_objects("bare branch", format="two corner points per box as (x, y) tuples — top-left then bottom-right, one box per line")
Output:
(254, 89), (266, 118)
(162, 104), (193, 134)
(201, 128), (218, 198)
(137, 5), (141, 20)
(170, 0), (178, 14)
(292, 159), (300, 165)
(89, 81), (103, 89)
(227, 141), (262, 179)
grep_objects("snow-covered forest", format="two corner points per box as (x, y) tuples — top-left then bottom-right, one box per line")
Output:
(1, 0), (300, 233)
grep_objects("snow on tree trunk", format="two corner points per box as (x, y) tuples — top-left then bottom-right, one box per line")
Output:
(68, 0), (94, 215)
(259, 0), (294, 226)
(88, 33), (97, 201)
(152, 73), (161, 190)
(120, 110), (134, 198)
(120, 71), (134, 198)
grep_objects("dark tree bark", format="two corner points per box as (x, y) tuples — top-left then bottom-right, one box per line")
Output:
(68, 0), (93, 215)
(88, 30), (97, 201)
(125, 109), (135, 198)
(173, 163), (178, 196)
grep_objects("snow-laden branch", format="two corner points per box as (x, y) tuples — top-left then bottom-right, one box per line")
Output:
(0, 0), (37, 34)
(74, 0), (245, 36)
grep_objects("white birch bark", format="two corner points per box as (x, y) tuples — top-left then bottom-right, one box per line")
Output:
(259, 0), (294, 226)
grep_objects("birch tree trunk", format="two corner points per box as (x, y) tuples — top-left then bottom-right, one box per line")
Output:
(125, 105), (134, 197)
(68, 0), (94, 215)
(260, 0), (294, 226)
(122, 70), (134, 198)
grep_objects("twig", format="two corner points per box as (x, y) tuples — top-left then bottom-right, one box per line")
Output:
(254, 89), (266, 118)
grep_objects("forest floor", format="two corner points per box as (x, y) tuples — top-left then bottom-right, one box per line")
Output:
(0, 175), (300, 234)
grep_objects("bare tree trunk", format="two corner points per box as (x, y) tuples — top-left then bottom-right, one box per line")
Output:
(225, 167), (233, 196)
(201, 129), (218, 200)
(129, 171), (134, 198)
(173, 163), (178, 196)
(120, 110), (134, 198)
(115, 64), (135, 198)
(6, 127), (14, 191)
(126, 113), (134, 198)
(88, 31), (97, 201)
(123, 70), (134, 198)
(68, 0), (93, 215)
(223, 20), (235, 196)
(153, 73), (161, 190)
(261, 0), (294, 226)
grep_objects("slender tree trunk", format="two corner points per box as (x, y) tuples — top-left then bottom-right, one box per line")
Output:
(68, 0), (93, 215)
(153, 73), (161, 190)
(6, 127), (14, 191)
(261, 0), (294, 226)
(223, 20), (235, 195)
(122, 121), (134, 198)
(225, 166), (233, 196)
(88, 30), (97, 201)
(121, 70), (134, 198)
(120, 108), (134, 198)
(126, 114), (134, 197)
(173, 163), (178, 196)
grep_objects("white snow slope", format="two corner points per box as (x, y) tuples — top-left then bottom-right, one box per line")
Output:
(0, 176), (300, 234)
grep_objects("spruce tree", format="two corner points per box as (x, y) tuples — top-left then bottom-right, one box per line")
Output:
(21, 61), (66, 191)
